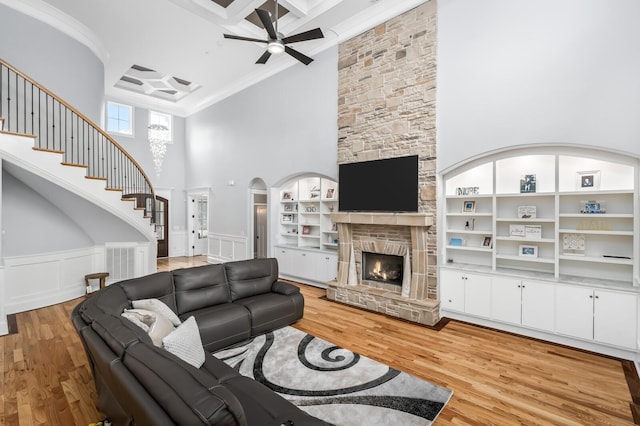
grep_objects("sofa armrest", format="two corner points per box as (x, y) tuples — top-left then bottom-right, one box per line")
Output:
(271, 281), (300, 296)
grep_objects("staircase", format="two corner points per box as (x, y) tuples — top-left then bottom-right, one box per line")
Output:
(0, 58), (157, 329)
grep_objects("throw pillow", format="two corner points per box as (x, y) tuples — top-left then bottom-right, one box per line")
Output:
(121, 310), (151, 332)
(132, 298), (182, 326)
(123, 308), (176, 347)
(162, 316), (205, 368)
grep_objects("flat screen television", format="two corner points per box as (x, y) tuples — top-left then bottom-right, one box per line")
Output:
(338, 155), (419, 212)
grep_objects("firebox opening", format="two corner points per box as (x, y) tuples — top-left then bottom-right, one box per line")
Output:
(362, 252), (404, 286)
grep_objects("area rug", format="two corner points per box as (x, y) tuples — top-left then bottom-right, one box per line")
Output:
(214, 326), (453, 425)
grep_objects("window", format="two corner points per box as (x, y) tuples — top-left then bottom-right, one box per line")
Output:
(149, 111), (172, 143)
(106, 101), (133, 135)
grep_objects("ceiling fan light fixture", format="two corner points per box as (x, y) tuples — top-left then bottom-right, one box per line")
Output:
(267, 40), (285, 54)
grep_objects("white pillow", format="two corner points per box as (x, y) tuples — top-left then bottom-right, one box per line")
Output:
(121, 310), (151, 332)
(162, 316), (205, 368)
(123, 308), (176, 347)
(132, 298), (182, 326)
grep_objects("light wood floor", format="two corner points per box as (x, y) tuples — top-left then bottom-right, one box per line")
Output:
(0, 256), (637, 425)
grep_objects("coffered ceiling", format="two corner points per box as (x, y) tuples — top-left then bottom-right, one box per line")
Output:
(5, 0), (427, 116)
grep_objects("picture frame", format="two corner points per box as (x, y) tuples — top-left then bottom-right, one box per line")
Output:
(519, 245), (538, 257)
(576, 170), (600, 190)
(509, 224), (525, 237)
(325, 188), (335, 199)
(524, 225), (542, 239)
(482, 236), (493, 248)
(462, 200), (476, 213)
(302, 225), (311, 235)
(562, 233), (585, 256)
(517, 205), (537, 219)
(520, 174), (536, 193)
(449, 237), (465, 246)
(580, 200), (605, 214)
(282, 214), (293, 223)
(283, 204), (293, 212)
(282, 191), (292, 200)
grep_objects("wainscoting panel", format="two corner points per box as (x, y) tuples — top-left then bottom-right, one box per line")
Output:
(4, 247), (98, 314)
(208, 233), (248, 263)
(170, 230), (188, 257)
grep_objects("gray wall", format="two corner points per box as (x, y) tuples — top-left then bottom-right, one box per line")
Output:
(2, 170), (92, 257)
(185, 47), (339, 238)
(437, 0), (640, 171)
(0, 4), (104, 124)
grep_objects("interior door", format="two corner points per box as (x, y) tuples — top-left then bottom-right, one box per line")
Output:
(254, 205), (267, 258)
(191, 195), (208, 256)
(155, 196), (169, 258)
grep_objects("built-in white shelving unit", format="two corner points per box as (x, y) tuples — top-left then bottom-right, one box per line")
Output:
(273, 176), (338, 287)
(439, 148), (640, 360)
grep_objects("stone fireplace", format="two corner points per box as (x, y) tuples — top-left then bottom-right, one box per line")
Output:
(326, 212), (439, 326)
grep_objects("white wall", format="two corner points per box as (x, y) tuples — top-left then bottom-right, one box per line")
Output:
(437, 0), (640, 171)
(0, 3), (104, 124)
(185, 47), (339, 247)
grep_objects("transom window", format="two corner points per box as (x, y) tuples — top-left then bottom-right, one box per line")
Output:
(106, 101), (133, 136)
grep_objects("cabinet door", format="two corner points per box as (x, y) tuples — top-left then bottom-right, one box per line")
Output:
(275, 248), (294, 276)
(555, 285), (593, 340)
(293, 251), (317, 279)
(316, 253), (338, 282)
(593, 290), (637, 349)
(464, 273), (491, 318)
(491, 276), (522, 325)
(521, 280), (555, 332)
(439, 270), (465, 312)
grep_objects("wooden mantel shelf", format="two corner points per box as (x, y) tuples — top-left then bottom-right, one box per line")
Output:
(329, 212), (433, 227)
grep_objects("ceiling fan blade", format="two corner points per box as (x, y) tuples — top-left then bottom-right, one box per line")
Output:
(256, 50), (271, 64)
(256, 9), (278, 40)
(285, 46), (313, 66)
(224, 34), (268, 43)
(282, 28), (324, 44)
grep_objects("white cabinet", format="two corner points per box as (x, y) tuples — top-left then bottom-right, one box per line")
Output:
(556, 286), (637, 349)
(491, 277), (555, 332)
(274, 246), (337, 286)
(440, 270), (491, 317)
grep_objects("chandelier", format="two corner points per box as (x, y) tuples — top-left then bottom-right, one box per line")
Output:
(148, 124), (171, 176)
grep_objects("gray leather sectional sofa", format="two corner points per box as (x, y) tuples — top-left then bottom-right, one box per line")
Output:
(72, 257), (328, 426)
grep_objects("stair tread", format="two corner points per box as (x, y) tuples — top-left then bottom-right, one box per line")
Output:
(61, 162), (88, 168)
(33, 147), (65, 154)
(85, 176), (107, 181)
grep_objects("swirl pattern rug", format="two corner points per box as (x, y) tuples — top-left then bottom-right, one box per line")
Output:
(214, 326), (452, 425)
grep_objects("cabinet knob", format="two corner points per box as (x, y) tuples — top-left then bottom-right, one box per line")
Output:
(448, 299), (452, 303)
(589, 295), (593, 298)
(595, 295), (599, 299)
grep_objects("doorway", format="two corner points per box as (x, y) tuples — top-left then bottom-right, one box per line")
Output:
(249, 179), (268, 259)
(155, 196), (169, 258)
(188, 192), (209, 256)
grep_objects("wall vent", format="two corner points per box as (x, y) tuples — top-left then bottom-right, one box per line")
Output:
(106, 246), (136, 281)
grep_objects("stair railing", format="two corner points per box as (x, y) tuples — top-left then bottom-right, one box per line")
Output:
(0, 58), (155, 222)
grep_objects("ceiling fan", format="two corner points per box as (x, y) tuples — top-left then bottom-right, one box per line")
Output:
(223, 0), (324, 65)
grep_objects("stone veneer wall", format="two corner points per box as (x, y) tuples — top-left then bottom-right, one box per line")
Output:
(337, 1), (438, 298)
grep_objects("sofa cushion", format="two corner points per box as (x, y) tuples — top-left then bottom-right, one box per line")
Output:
(184, 303), (251, 353)
(173, 264), (230, 315)
(120, 271), (177, 313)
(91, 314), (151, 357)
(123, 341), (247, 425)
(235, 292), (304, 336)
(225, 258), (278, 301)
(162, 316), (205, 368)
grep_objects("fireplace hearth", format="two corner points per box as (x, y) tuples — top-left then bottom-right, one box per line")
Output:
(362, 252), (403, 286)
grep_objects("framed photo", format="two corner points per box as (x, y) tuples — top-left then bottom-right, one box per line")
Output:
(283, 204), (293, 212)
(524, 225), (542, 239)
(576, 170), (600, 190)
(519, 245), (538, 257)
(482, 236), (493, 248)
(449, 237), (465, 246)
(282, 191), (292, 200)
(509, 224), (525, 237)
(580, 200), (605, 214)
(325, 188), (335, 199)
(462, 200), (476, 213)
(520, 174), (536, 193)
(302, 225), (311, 235)
(562, 233), (585, 256)
(282, 214), (293, 223)
(517, 206), (537, 219)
